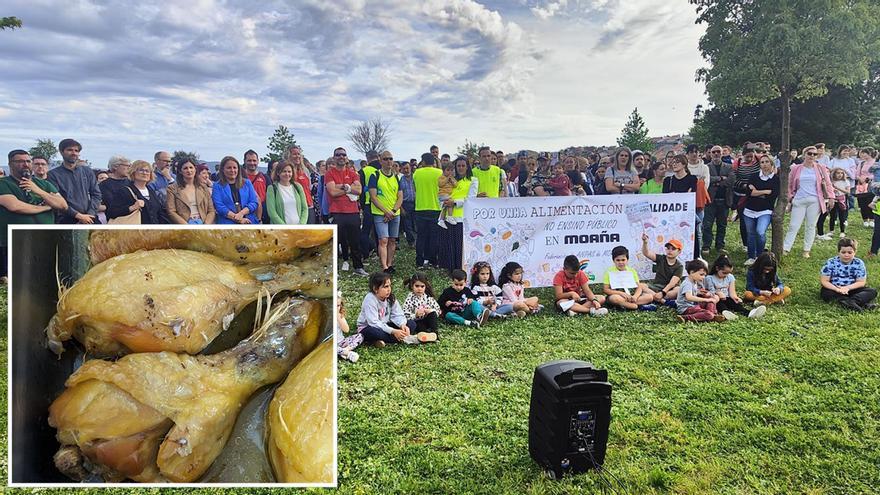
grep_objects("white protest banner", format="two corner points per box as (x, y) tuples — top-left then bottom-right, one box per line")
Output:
(462, 194), (695, 288)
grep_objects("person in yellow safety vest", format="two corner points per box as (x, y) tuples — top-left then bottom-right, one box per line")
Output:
(472, 146), (507, 198)
(439, 157), (480, 272)
(358, 149), (380, 257)
(368, 150), (404, 273)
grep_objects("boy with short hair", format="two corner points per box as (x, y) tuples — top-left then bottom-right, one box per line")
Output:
(675, 259), (725, 323)
(641, 233), (684, 306)
(602, 246), (657, 311)
(553, 255), (608, 316)
(819, 237), (877, 311)
(438, 269), (491, 327)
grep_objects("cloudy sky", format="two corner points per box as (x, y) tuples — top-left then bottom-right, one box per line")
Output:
(0, 0), (707, 167)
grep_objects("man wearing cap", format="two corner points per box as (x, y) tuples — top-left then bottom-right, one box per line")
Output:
(702, 145), (733, 254)
(358, 149), (379, 258)
(1, 149), (68, 283)
(472, 146), (507, 198)
(412, 152), (442, 268)
(47, 138), (101, 224)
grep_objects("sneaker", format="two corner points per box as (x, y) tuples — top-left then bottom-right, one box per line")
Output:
(839, 232), (846, 238)
(663, 299), (678, 309)
(865, 221), (872, 227)
(675, 315), (686, 323)
(802, 251), (810, 258)
(353, 268), (369, 277)
(402, 335), (420, 344)
(864, 303), (878, 311)
(446, 217), (458, 225)
(372, 340), (386, 348)
(744, 258), (756, 266)
(754, 300), (765, 307)
(515, 310), (527, 318)
(638, 304), (658, 311)
(470, 319), (481, 329)
(721, 310), (738, 320)
(346, 350), (359, 363)
(566, 310), (576, 317)
(701, 248), (711, 255)
(478, 308), (491, 327)
(341, 261), (350, 271)
(386, 266), (396, 274)
(718, 248), (728, 256)
(416, 332), (438, 343)
(589, 307), (609, 317)
(748, 305), (767, 319)
(713, 314), (727, 322)
(437, 219), (448, 229)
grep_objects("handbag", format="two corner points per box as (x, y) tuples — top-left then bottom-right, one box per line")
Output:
(107, 187), (142, 225)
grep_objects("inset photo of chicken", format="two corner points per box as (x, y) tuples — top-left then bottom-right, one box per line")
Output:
(7, 227), (336, 487)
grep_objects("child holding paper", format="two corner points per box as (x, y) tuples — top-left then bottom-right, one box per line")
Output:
(553, 255), (608, 316)
(602, 246), (658, 311)
(641, 233), (684, 306)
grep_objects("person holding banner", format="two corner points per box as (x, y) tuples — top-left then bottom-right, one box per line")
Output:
(439, 157), (478, 273)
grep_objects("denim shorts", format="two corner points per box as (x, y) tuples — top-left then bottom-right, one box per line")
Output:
(373, 214), (401, 239)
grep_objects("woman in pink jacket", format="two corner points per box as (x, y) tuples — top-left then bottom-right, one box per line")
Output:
(783, 145), (836, 258)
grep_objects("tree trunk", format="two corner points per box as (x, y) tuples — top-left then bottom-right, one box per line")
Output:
(771, 92), (791, 259)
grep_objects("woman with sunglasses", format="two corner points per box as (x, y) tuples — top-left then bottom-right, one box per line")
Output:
(783, 146), (836, 258)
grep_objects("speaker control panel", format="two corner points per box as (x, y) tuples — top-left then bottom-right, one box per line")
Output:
(567, 408), (597, 454)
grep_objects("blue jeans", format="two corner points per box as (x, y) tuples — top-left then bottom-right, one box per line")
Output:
(359, 319), (418, 344)
(414, 210), (440, 266)
(443, 301), (485, 325)
(743, 213), (772, 259)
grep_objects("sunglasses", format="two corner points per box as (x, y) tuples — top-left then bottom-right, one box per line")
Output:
(806, 152), (818, 156)
(335, 153), (347, 157)
(711, 150), (722, 154)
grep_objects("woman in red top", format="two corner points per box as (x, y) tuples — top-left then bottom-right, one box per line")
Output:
(285, 145), (315, 223)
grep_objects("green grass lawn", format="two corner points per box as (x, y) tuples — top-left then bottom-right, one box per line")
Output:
(1, 222), (878, 494)
(337, 222), (880, 494)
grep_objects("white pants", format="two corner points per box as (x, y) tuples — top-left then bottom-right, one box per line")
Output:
(783, 195), (821, 252)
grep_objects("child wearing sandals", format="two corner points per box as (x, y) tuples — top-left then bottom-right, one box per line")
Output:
(743, 252), (792, 305)
(675, 259), (725, 323)
(356, 272), (437, 347)
(402, 272), (441, 334)
(336, 291), (361, 363)
(705, 255), (766, 320)
(553, 254), (608, 316)
(498, 261), (542, 318)
(470, 261), (515, 318)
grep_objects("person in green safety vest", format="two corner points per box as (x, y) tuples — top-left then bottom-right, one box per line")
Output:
(358, 149), (380, 258)
(472, 146), (507, 198)
(368, 150), (404, 273)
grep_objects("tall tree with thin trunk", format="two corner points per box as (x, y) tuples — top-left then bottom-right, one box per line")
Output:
(691, 0), (880, 258)
(348, 118), (391, 156)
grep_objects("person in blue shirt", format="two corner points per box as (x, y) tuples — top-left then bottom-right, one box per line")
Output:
(819, 237), (877, 311)
(212, 155), (259, 224)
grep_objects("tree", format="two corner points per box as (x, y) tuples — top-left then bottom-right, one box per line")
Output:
(172, 150), (200, 167)
(348, 118), (391, 156)
(691, 0), (880, 258)
(28, 138), (57, 163)
(264, 125), (297, 164)
(0, 17), (22, 30)
(457, 139), (486, 162)
(617, 108), (654, 152)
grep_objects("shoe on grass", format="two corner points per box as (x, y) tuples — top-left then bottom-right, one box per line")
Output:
(663, 299), (678, 309)
(721, 310), (738, 320)
(372, 340), (386, 348)
(749, 305), (767, 319)
(839, 299), (863, 312)
(515, 310), (527, 318)
(864, 303), (878, 311)
(589, 307), (609, 317)
(638, 304), (658, 311)
(353, 268), (369, 277)
(675, 315), (686, 323)
(341, 261), (350, 271)
(346, 350), (359, 363)
(478, 308), (491, 327)
(416, 331), (438, 343)
(437, 219), (448, 229)
(713, 314), (727, 322)
(566, 310), (576, 317)
(744, 258), (756, 266)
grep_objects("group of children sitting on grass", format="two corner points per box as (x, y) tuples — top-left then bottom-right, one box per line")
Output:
(337, 236), (876, 362)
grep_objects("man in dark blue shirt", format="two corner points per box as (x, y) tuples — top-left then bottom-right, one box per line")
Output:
(47, 138), (101, 224)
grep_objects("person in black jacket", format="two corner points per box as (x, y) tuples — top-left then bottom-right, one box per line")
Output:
(741, 154), (780, 265)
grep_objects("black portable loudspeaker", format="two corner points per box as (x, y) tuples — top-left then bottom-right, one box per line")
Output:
(528, 360), (612, 479)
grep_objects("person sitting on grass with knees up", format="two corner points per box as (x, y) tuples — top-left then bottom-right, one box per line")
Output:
(641, 234), (684, 308)
(438, 268), (491, 328)
(706, 255), (766, 321)
(743, 251), (791, 305)
(470, 261), (514, 318)
(819, 237), (878, 312)
(498, 261), (542, 317)
(603, 246), (657, 311)
(402, 272), (441, 335)
(675, 259), (725, 323)
(553, 254), (608, 317)
(356, 272), (437, 348)
(336, 291), (360, 363)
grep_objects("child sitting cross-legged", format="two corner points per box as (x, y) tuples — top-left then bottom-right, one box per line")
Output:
(553, 255), (608, 316)
(498, 261), (542, 318)
(438, 269), (491, 327)
(470, 261), (514, 318)
(640, 233), (684, 307)
(705, 255), (766, 320)
(819, 237), (878, 312)
(356, 272), (437, 347)
(743, 251), (791, 305)
(402, 272), (441, 335)
(602, 245), (658, 311)
(675, 259), (725, 323)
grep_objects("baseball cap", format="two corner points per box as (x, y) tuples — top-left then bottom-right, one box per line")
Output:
(664, 239), (683, 250)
